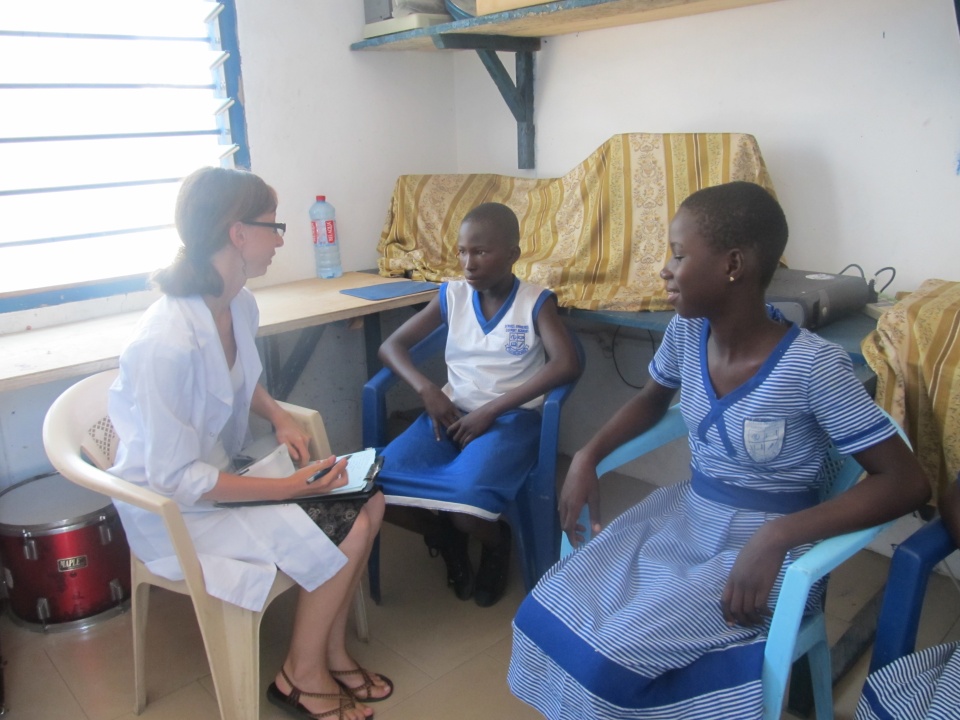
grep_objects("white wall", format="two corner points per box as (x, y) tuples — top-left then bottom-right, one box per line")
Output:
(236, 1), (458, 285)
(454, 0), (960, 296)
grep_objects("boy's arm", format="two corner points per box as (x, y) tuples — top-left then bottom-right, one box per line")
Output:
(378, 296), (460, 438)
(445, 297), (581, 447)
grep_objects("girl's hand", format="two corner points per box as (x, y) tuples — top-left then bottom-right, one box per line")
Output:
(273, 411), (312, 467)
(447, 407), (495, 449)
(559, 453), (602, 548)
(421, 385), (461, 441)
(721, 526), (788, 627)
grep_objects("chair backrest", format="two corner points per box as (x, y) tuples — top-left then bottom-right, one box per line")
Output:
(817, 407), (910, 502)
(870, 517), (958, 671)
(42, 369), (162, 511)
(43, 371), (205, 581)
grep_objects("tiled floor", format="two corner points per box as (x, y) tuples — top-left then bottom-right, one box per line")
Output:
(1, 468), (958, 720)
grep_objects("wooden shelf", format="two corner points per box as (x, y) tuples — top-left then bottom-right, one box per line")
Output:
(351, 0), (780, 52)
(350, 0), (781, 168)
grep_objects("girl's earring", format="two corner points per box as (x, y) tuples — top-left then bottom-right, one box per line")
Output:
(729, 276), (735, 282)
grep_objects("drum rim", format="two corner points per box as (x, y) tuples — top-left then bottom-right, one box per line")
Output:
(5, 599), (130, 633)
(0, 473), (115, 535)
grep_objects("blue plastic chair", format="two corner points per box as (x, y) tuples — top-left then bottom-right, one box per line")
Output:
(869, 516), (957, 672)
(363, 324), (584, 603)
(561, 404), (909, 720)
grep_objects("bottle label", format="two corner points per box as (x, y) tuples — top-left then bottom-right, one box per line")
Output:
(312, 219), (337, 245)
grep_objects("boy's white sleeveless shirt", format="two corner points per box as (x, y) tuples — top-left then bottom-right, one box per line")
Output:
(440, 278), (553, 413)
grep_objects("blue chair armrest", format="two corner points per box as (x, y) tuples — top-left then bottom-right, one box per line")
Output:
(870, 518), (957, 671)
(765, 522), (893, 666)
(361, 325), (448, 448)
(561, 405), (686, 556)
(596, 404), (687, 477)
(761, 520), (893, 720)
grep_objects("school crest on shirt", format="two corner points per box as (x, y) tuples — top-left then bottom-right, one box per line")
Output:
(504, 324), (530, 356)
(743, 418), (786, 463)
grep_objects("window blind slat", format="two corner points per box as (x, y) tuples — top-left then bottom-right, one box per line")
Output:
(0, 88), (222, 136)
(0, 1), (245, 310)
(1, 183), (183, 246)
(1, 228), (180, 295)
(5, 1), (209, 37)
(0, 37), (220, 86)
(0, 136), (228, 193)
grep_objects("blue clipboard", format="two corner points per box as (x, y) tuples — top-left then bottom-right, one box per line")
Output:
(340, 281), (439, 301)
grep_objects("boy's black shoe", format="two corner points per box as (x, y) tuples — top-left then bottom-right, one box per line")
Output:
(474, 522), (511, 608)
(425, 515), (474, 601)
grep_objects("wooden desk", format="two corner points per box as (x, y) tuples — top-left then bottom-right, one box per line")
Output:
(0, 273), (438, 395)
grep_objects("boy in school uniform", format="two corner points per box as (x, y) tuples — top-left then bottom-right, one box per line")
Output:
(376, 202), (581, 607)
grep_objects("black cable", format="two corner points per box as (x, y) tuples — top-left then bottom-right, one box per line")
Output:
(611, 326), (656, 389)
(873, 266), (896, 294)
(838, 263), (866, 279)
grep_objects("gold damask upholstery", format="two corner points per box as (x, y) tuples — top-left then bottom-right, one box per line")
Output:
(862, 279), (960, 503)
(377, 133), (777, 311)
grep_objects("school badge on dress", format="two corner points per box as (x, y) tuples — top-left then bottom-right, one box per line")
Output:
(504, 325), (530, 356)
(743, 418), (785, 462)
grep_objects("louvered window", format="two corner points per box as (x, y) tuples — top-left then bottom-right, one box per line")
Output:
(0, 0), (248, 312)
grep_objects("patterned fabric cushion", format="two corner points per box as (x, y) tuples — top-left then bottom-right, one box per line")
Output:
(862, 279), (960, 503)
(377, 132), (777, 312)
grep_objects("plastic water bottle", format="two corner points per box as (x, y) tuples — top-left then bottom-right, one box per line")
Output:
(310, 195), (343, 279)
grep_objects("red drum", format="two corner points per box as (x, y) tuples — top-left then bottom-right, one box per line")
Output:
(0, 473), (130, 631)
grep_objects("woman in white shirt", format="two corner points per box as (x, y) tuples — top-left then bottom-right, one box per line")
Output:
(109, 167), (390, 720)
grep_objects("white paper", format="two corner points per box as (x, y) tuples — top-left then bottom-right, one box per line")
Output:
(326, 447), (377, 494)
(239, 443), (296, 479)
(239, 445), (376, 496)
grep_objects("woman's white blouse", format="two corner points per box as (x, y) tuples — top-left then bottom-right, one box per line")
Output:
(108, 289), (347, 611)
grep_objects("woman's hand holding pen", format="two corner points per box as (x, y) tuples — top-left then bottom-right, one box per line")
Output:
(204, 454), (348, 504)
(272, 455), (348, 499)
(282, 455), (349, 500)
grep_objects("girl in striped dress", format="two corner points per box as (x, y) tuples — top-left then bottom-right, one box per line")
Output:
(508, 182), (930, 719)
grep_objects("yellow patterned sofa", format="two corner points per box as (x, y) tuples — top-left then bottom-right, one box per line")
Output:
(377, 132), (777, 312)
(862, 279), (960, 503)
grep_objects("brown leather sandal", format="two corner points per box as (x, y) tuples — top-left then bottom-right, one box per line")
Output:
(267, 666), (361, 719)
(331, 666), (394, 703)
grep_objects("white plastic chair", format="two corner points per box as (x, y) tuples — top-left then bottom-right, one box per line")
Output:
(561, 404), (909, 720)
(42, 369), (368, 720)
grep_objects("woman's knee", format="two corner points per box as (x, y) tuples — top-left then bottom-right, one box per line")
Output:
(365, 491), (385, 527)
(349, 494), (384, 541)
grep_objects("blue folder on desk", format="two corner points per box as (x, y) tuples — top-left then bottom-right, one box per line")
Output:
(340, 281), (438, 301)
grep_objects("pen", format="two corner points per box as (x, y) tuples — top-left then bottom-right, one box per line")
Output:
(306, 466), (333, 485)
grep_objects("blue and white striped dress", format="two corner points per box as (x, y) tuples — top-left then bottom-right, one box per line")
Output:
(508, 312), (897, 719)
(856, 642), (960, 720)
